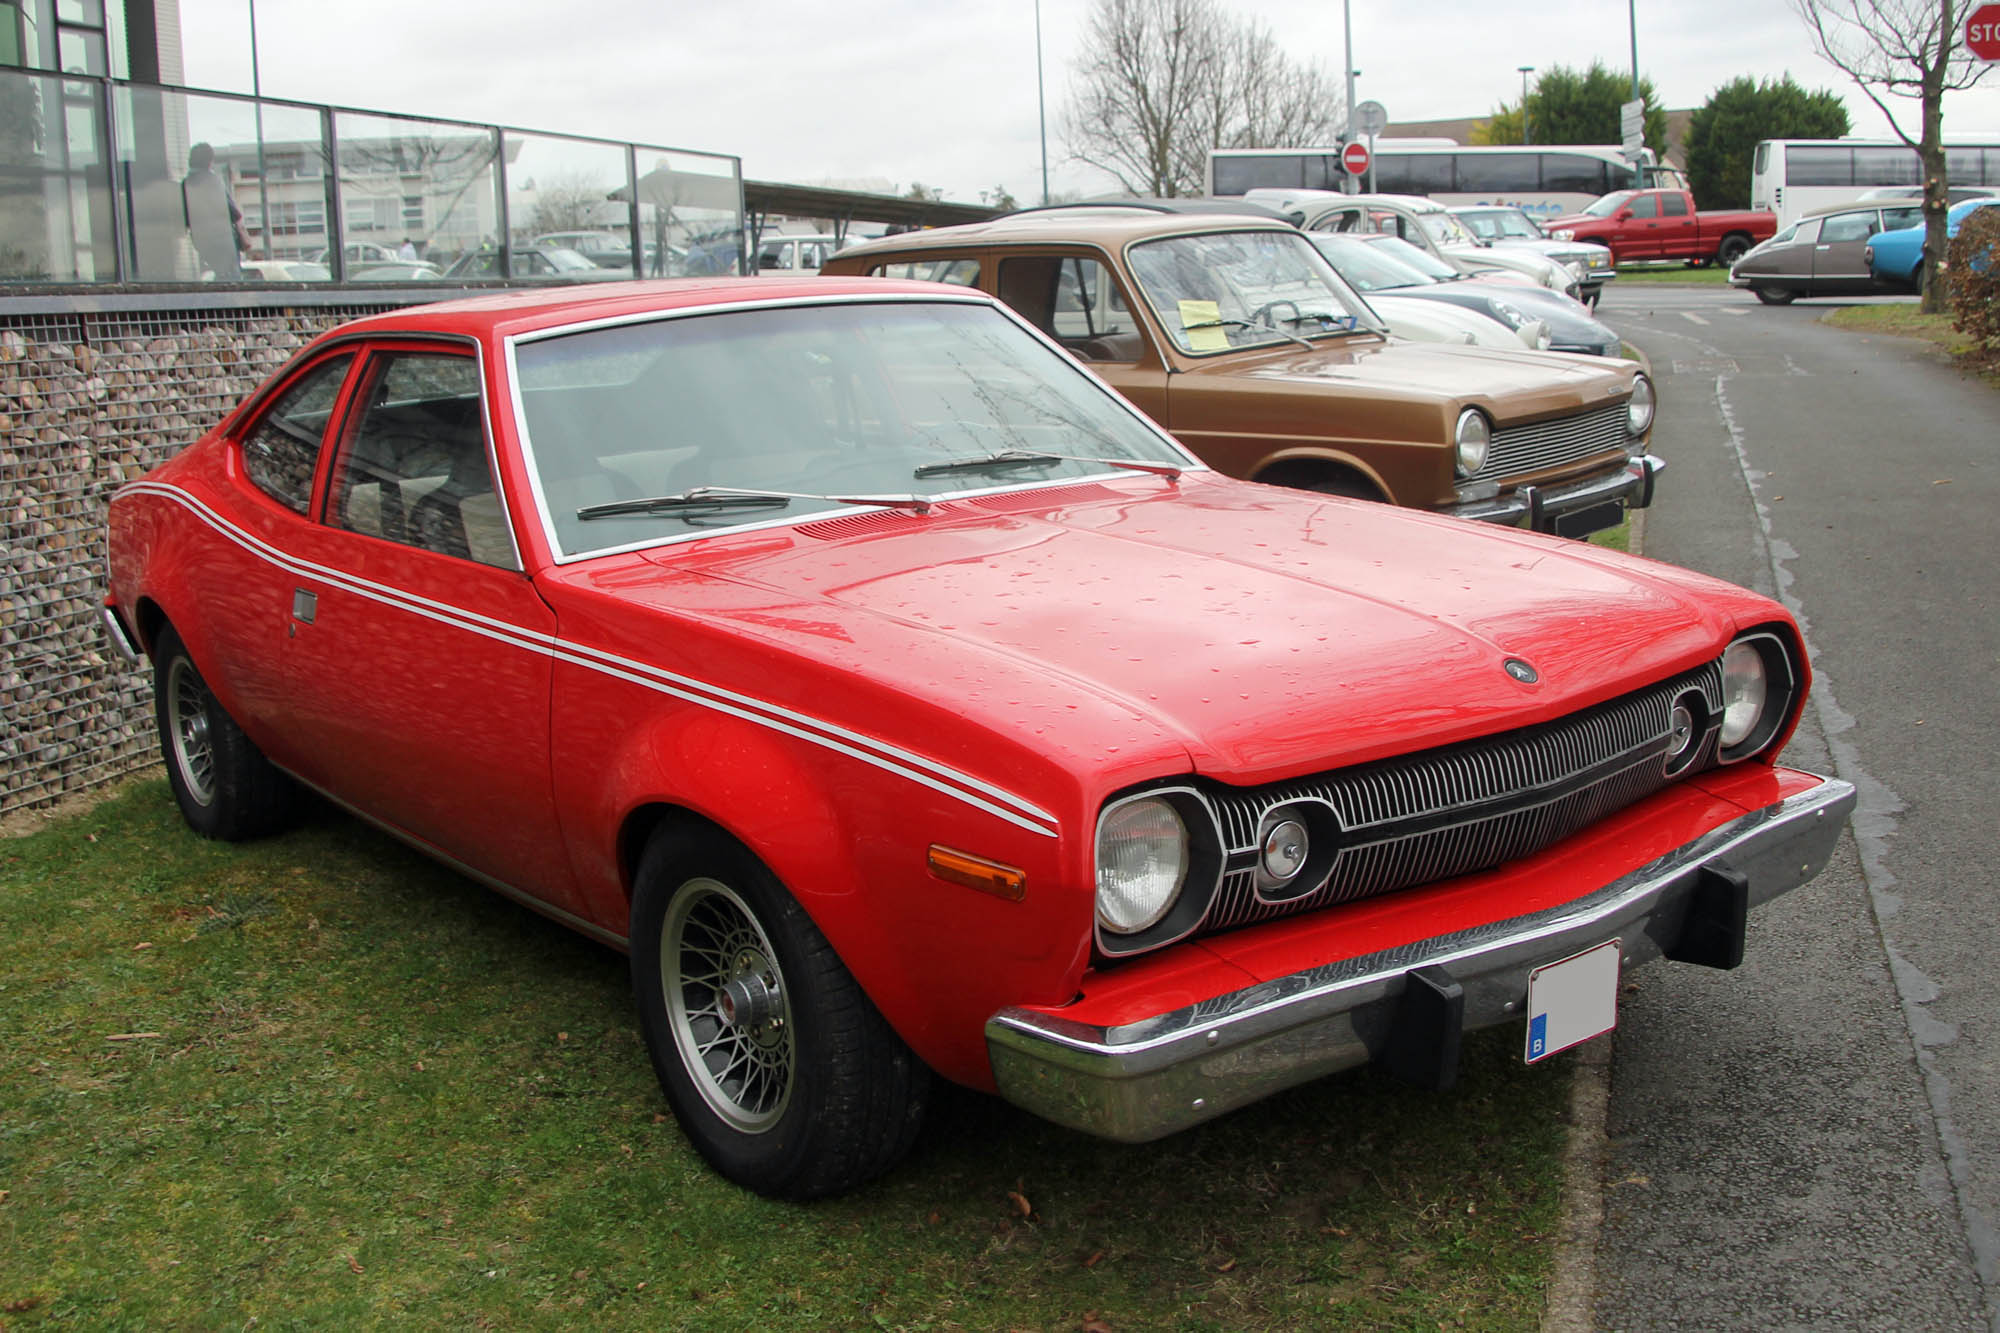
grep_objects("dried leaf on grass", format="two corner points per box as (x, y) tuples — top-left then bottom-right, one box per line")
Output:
(345, 1253), (364, 1274)
(1005, 1189), (1033, 1218)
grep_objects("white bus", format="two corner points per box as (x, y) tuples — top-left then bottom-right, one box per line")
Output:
(1751, 138), (2000, 227)
(1208, 144), (1684, 218)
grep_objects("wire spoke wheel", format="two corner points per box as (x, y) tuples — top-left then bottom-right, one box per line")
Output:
(662, 877), (795, 1132)
(165, 655), (217, 807)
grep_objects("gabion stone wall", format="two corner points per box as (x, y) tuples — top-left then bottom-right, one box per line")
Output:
(0, 303), (400, 815)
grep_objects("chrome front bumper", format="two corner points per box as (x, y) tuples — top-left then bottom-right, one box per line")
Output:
(1446, 454), (1662, 535)
(986, 776), (1855, 1143)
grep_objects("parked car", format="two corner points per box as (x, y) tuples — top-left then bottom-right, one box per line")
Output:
(826, 212), (1658, 535)
(441, 244), (628, 283)
(1545, 189), (1776, 267)
(348, 261), (446, 282)
(1449, 205), (1617, 305)
(1307, 234), (1552, 349)
(104, 276), (1854, 1198)
(1308, 232), (1625, 357)
(1863, 198), (2000, 292)
(753, 233), (848, 274)
(532, 230), (637, 271)
(229, 260), (331, 282)
(1728, 201), (1922, 304)
(304, 241), (402, 268)
(1245, 189), (1587, 299)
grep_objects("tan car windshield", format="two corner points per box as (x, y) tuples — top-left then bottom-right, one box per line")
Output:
(1126, 231), (1381, 355)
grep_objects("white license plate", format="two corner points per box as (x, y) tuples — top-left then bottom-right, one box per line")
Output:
(1525, 939), (1621, 1064)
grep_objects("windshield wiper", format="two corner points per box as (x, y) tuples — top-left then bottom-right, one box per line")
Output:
(577, 486), (933, 521)
(912, 448), (1180, 480)
(1188, 315), (1314, 350)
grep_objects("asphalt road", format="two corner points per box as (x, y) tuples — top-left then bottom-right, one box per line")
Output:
(1579, 283), (1998, 1331)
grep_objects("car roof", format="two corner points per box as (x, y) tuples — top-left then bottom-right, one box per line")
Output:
(311, 276), (997, 342)
(1004, 196), (1296, 222)
(833, 211), (1301, 260)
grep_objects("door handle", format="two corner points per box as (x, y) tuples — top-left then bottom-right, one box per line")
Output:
(1815, 245), (1832, 251)
(292, 589), (317, 624)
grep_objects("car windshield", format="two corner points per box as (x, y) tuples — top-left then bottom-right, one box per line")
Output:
(1125, 229), (1381, 354)
(1366, 236), (1462, 281)
(1308, 235), (1436, 291)
(1462, 209), (1543, 239)
(1416, 211), (1476, 246)
(1583, 191), (1639, 218)
(513, 300), (1190, 557)
(544, 247), (598, 273)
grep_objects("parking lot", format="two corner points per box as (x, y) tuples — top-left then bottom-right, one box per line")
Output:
(1583, 283), (1997, 1329)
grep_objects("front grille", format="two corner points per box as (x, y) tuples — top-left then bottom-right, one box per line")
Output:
(1476, 402), (1630, 482)
(1196, 662), (1723, 934)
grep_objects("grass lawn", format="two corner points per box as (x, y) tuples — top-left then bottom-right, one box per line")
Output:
(1610, 265), (1731, 286)
(1821, 304), (2000, 389)
(2, 780), (1572, 1331)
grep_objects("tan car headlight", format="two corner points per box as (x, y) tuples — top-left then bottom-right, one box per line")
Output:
(1455, 408), (1492, 477)
(1627, 375), (1656, 436)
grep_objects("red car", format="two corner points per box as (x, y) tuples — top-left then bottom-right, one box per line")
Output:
(105, 278), (1854, 1198)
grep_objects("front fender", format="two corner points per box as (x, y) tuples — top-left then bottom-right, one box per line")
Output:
(550, 660), (1093, 1088)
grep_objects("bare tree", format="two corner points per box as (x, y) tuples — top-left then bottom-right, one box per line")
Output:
(1063, 0), (1341, 198)
(1793, 0), (1995, 311)
(527, 170), (614, 235)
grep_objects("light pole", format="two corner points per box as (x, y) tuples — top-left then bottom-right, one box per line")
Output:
(248, 0), (270, 263)
(1035, 0), (1049, 207)
(1628, 0), (1642, 186)
(1342, 0), (1356, 193)
(1518, 65), (1533, 145)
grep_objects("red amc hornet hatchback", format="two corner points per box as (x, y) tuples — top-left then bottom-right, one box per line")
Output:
(105, 278), (1854, 1198)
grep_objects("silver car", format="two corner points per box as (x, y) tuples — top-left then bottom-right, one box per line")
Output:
(1450, 206), (1616, 306)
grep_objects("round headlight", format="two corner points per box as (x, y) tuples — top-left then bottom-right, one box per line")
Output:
(1261, 819), (1309, 882)
(1719, 640), (1770, 749)
(1096, 796), (1188, 934)
(1454, 408), (1491, 477)
(1491, 300), (1528, 330)
(1627, 374), (1656, 436)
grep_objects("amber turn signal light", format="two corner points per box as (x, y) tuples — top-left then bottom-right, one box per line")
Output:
(927, 845), (1026, 901)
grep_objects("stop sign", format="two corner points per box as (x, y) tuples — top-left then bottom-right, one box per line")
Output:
(1970, 2), (2000, 60)
(1341, 140), (1371, 177)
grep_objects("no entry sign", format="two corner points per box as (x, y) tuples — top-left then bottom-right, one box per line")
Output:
(1969, 3), (2000, 60)
(1342, 140), (1371, 177)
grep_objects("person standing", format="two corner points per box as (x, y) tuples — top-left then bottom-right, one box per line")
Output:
(181, 143), (248, 280)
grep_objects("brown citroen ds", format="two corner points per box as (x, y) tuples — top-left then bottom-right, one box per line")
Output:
(824, 212), (1660, 537)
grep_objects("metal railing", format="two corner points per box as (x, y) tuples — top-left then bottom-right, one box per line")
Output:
(0, 68), (745, 287)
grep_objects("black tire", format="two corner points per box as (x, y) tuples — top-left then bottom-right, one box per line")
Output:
(1716, 234), (1752, 267)
(152, 624), (299, 840)
(1753, 286), (1797, 306)
(630, 825), (930, 1199)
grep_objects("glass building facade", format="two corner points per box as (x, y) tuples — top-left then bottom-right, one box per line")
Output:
(1, 0), (743, 284)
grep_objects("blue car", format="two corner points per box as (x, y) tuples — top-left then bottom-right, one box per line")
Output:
(1864, 198), (2000, 291)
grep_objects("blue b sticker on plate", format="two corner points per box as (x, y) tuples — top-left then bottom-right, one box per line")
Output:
(1525, 939), (1620, 1064)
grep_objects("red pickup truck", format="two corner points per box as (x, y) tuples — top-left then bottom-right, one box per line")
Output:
(1547, 189), (1777, 268)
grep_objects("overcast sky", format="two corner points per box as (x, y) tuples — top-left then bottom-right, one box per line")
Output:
(176, 0), (2000, 204)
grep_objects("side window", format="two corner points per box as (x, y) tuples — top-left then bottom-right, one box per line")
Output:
(1820, 213), (1876, 244)
(1659, 193), (1689, 217)
(873, 257), (981, 286)
(1047, 257), (1142, 362)
(329, 351), (514, 569)
(1881, 206), (1921, 230)
(241, 352), (354, 515)
(1627, 194), (1659, 219)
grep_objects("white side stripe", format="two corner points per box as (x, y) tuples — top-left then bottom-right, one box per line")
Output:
(120, 481), (1061, 838)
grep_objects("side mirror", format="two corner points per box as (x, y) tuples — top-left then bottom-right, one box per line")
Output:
(1615, 209), (1634, 222)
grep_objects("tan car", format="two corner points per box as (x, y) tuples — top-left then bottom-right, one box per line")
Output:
(824, 213), (1660, 537)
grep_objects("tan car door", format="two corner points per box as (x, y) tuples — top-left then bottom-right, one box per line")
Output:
(993, 251), (1172, 426)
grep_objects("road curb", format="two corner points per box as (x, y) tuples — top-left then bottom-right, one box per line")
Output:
(1540, 499), (1644, 1332)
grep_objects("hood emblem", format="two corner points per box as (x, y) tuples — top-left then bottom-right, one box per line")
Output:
(1503, 658), (1539, 684)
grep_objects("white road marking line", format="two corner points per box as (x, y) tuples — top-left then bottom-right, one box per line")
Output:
(1681, 312), (1711, 326)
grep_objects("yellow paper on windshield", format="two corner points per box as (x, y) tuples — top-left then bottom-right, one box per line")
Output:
(1177, 299), (1229, 351)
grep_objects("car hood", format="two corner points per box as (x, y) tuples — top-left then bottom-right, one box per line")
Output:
(1390, 283), (1616, 350)
(1211, 337), (1627, 407)
(630, 475), (1745, 785)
